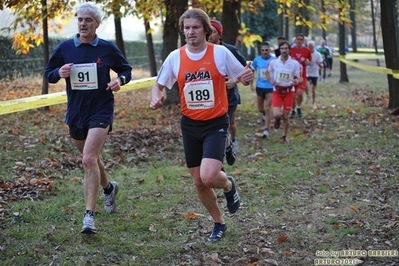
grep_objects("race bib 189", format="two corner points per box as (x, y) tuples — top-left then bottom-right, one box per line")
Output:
(183, 80), (215, 109)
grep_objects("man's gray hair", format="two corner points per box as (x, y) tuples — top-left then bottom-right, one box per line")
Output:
(76, 2), (102, 23)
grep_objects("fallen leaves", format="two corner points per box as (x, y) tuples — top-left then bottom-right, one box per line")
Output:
(350, 205), (360, 213)
(0, 177), (54, 220)
(183, 212), (204, 219)
(148, 223), (157, 232)
(277, 235), (288, 243)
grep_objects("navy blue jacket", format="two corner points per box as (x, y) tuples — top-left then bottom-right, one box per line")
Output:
(45, 34), (132, 129)
(222, 42), (247, 106)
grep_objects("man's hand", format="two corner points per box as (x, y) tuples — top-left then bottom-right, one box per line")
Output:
(225, 78), (237, 90)
(239, 62), (254, 86)
(58, 63), (73, 78)
(150, 84), (165, 110)
(106, 78), (121, 92)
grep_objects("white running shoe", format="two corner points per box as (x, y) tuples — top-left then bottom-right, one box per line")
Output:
(231, 139), (238, 153)
(104, 181), (119, 214)
(262, 129), (269, 139)
(81, 214), (97, 234)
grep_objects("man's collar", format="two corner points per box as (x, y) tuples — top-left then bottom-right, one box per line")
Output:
(74, 34), (99, 47)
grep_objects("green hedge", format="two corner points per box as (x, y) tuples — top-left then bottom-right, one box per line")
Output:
(0, 37), (162, 80)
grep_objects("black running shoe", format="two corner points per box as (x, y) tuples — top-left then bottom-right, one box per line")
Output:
(289, 110), (296, 118)
(281, 135), (289, 143)
(274, 118), (281, 129)
(224, 176), (240, 213)
(225, 144), (236, 166)
(297, 108), (302, 118)
(208, 222), (227, 242)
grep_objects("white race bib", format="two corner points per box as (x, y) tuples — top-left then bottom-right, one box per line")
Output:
(183, 80), (215, 109)
(276, 70), (292, 83)
(260, 68), (268, 80)
(70, 63), (98, 90)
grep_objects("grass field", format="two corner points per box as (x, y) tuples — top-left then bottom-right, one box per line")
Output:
(0, 59), (398, 266)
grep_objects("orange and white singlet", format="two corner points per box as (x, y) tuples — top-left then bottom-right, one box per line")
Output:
(177, 43), (228, 121)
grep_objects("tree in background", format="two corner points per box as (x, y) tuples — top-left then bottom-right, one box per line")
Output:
(241, 0), (278, 59)
(338, 0), (349, 83)
(0, 0), (73, 54)
(99, 0), (134, 57)
(380, 0), (399, 110)
(1, 0), (74, 96)
(2, 0), (397, 109)
(349, 0), (357, 53)
(221, 0), (241, 45)
(161, 0), (188, 105)
(134, 0), (163, 77)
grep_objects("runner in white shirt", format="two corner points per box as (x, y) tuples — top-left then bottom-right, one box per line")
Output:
(266, 41), (301, 143)
(306, 41), (324, 109)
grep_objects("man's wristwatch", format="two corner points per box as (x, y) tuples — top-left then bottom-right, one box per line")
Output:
(119, 75), (126, 85)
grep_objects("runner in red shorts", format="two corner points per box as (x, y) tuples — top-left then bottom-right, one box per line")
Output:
(266, 41), (301, 143)
(289, 33), (312, 118)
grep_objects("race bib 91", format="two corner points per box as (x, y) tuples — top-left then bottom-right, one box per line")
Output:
(70, 63), (98, 90)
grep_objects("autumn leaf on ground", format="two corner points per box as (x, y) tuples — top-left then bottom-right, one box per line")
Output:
(156, 175), (164, 184)
(64, 206), (72, 213)
(231, 168), (244, 175)
(353, 221), (363, 228)
(277, 235), (288, 243)
(148, 223), (157, 232)
(71, 177), (82, 183)
(333, 224), (341, 229)
(368, 165), (380, 171)
(350, 206), (360, 213)
(183, 212), (203, 219)
(260, 248), (275, 254)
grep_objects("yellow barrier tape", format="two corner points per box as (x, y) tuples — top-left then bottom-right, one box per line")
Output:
(0, 77), (156, 115)
(339, 55), (399, 80)
(344, 53), (385, 60)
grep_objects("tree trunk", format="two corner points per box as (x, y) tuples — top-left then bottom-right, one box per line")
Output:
(162, 0), (188, 105)
(221, 0), (241, 45)
(284, 3), (289, 41)
(279, 13), (284, 37)
(303, 0), (310, 37)
(380, 0), (399, 109)
(144, 20), (157, 77)
(41, 0), (49, 110)
(339, 11), (349, 83)
(350, 0), (357, 53)
(370, 0), (380, 66)
(321, 0), (326, 40)
(295, 1), (309, 36)
(114, 16), (126, 57)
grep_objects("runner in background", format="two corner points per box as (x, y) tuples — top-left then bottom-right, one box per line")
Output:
(251, 41), (275, 139)
(327, 42), (334, 77)
(274, 36), (286, 57)
(306, 41), (323, 109)
(267, 41), (301, 143)
(316, 40), (331, 83)
(289, 33), (312, 118)
(208, 20), (247, 164)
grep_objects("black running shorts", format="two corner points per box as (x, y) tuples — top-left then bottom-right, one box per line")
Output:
(181, 114), (229, 168)
(69, 120), (112, 140)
